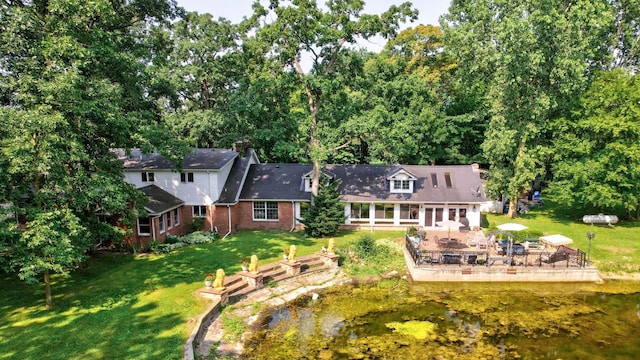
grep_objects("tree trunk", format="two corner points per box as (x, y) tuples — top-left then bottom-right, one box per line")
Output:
(507, 192), (519, 218)
(45, 269), (52, 310)
(293, 57), (321, 198)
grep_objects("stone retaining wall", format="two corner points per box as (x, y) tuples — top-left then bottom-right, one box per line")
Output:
(404, 248), (602, 282)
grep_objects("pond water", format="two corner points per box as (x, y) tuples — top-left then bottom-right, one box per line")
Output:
(243, 280), (640, 359)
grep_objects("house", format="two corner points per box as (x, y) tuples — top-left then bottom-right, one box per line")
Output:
(115, 148), (487, 242)
(113, 147), (260, 246)
(214, 162), (487, 235)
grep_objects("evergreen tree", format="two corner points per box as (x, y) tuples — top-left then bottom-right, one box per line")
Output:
(301, 178), (345, 238)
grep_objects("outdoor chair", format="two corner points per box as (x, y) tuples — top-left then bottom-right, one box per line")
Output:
(542, 251), (569, 264)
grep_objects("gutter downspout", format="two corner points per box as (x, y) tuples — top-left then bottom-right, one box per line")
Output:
(151, 216), (157, 241)
(209, 204), (214, 232)
(223, 205), (232, 239)
(290, 201), (296, 232)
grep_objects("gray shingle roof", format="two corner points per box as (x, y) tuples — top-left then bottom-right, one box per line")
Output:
(114, 148), (237, 170)
(238, 164), (313, 201)
(139, 185), (184, 214)
(329, 164), (487, 203)
(235, 163), (487, 203)
(217, 149), (259, 204)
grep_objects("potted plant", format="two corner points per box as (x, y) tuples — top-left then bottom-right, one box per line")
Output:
(283, 248), (289, 261)
(204, 273), (214, 288)
(241, 259), (249, 272)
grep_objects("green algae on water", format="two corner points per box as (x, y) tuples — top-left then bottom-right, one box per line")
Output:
(385, 320), (437, 340)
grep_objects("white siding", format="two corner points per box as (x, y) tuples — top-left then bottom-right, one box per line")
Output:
(124, 169), (223, 206)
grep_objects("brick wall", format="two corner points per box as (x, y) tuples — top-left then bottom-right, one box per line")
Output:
(213, 201), (296, 233)
(128, 206), (190, 248)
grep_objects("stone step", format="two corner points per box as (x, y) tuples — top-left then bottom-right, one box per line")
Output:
(200, 254), (335, 301)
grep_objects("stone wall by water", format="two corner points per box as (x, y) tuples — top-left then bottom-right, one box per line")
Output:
(404, 248), (602, 282)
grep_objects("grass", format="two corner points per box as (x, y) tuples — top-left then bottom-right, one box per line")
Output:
(485, 198), (640, 275)
(0, 229), (403, 360)
(1, 199), (639, 359)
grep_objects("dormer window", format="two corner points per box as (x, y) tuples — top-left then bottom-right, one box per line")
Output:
(388, 169), (416, 193)
(302, 169), (336, 192)
(393, 179), (410, 190)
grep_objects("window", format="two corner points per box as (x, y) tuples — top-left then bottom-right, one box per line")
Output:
(444, 173), (453, 188)
(350, 203), (370, 220)
(173, 208), (180, 225)
(159, 214), (165, 233)
(166, 212), (172, 229)
(253, 201), (278, 220)
(138, 217), (151, 235)
(180, 172), (194, 183)
(375, 204), (394, 220)
(193, 205), (207, 217)
(431, 173), (438, 188)
(400, 204), (419, 220)
(141, 172), (155, 182)
(393, 179), (410, 190)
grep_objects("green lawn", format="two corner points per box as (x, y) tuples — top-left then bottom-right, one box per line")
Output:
(1, 202), (639, 360)
(485, 199), (640, 275)
(0, 229), (403, 360)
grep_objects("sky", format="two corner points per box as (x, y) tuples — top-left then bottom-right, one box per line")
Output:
(176, 0), (452, 51)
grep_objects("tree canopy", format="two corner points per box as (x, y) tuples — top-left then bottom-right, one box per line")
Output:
(2, 0), (640, 307)
(0, 0), (182, 309)
(442, 0), (614, 217)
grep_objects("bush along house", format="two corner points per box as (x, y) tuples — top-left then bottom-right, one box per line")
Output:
(115, 147), (488, 243)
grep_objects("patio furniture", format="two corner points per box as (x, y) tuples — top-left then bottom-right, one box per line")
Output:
(523, 238), (543, 249)
(443, 253), (462, 265)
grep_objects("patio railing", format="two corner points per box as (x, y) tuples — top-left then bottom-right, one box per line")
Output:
(406, 236), (586, 268)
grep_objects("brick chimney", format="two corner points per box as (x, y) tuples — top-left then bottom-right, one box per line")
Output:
(234, 137), (252, 156)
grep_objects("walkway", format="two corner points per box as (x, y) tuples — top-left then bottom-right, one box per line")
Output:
(187, 254), (349, 359)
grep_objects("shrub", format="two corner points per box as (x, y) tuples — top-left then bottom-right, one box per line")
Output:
(189, 218), (205, 233)
(164, 235), (180, 244)
(149, 231), (218, 254)
(354, 234), (377, 259)
(406, 226), (418, 237)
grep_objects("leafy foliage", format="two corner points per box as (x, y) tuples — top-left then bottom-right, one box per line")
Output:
(549, 70), (640, 216)
(0, 0), (183, 309)
(150, 231), (219, 254)
(443, 0), (613, 217)
(300, 179), (345, 237)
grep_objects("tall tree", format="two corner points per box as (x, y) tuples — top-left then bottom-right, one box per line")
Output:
(549, 70), (640, 217)
(442, 0), (613, 217)
(300, 177), (345, 237)
(0, 0), (181, 309)
(609, 0), (640, 71)
(165, 12), (241, 112)
(354, 25), (485, 165)
(252, 0), (417, 195)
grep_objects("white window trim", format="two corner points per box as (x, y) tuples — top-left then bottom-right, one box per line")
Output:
(166, 212), (172, 229)
(158, 215), (165, 234)
(141, 172), (155, 182)
(253, 201), (279, 221)
(180, 172), (194, 183)
(137, 218), (151, 235)
(193, 205), (207, 218)
(173, 208), (180, 226)
(390, 178), (414, 193)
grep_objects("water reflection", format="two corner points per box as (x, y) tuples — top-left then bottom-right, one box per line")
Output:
(245, 281), (640, 359)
